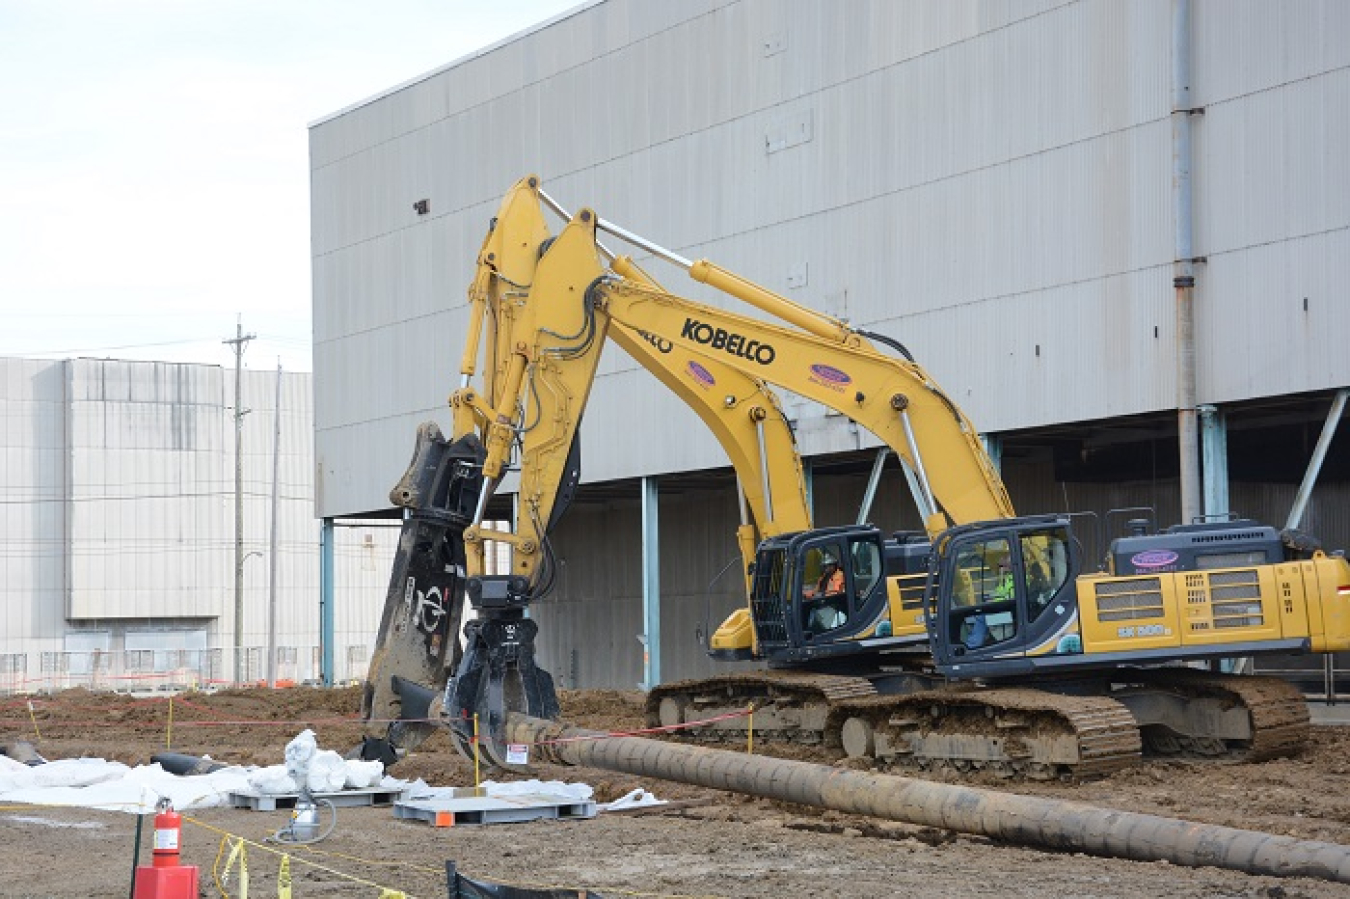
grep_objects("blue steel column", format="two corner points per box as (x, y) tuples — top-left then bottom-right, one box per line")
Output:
(981, 434), (1004, 476)
(1199, 406), (1229, 519)
(640, 477), (660, 691)
(320, 517), (335, 686)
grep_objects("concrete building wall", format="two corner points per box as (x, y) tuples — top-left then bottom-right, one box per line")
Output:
(0, 357), (398, 691)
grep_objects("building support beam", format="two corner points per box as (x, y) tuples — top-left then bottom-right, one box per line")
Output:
(640, 476), (660, 691)
(1287, 389), (1349, 531)
(981, 434), (1003, 475)
(320, 517), (335, 686)
(1200, 405), (1229, 520)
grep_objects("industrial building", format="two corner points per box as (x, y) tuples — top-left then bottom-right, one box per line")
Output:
(309, 0), (1349, 693)
(0, 356), (397, 691)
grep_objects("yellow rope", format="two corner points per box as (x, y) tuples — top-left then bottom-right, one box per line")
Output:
(26, 700), (41, 742)
(185, 815), (413, 898)
(222, 836), (249, 898)
(473, 713), (481, 788)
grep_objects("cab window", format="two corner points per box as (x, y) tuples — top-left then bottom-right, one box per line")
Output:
(1022, 528), (1070, 622)
(948, 537), (1020, 650)
(848, 538), (881, 602)
(801, 544), (848, 635)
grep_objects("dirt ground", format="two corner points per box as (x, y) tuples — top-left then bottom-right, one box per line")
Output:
(3, 686), (1350, 899)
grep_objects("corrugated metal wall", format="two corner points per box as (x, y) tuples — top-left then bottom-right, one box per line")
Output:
(66, 360), (226, 619)
(311, 0), (1348, 519)
(309, 0), (1349, 689)
(0, 357), (398, 688)
(1192, 0), (1350, 402)
(0, 359), (69, 665)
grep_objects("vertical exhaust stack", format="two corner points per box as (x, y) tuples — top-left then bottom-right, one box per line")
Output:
(506, 714), (1350, 884)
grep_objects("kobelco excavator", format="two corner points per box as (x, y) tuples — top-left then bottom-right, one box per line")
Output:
(359, 175), (1350, 778)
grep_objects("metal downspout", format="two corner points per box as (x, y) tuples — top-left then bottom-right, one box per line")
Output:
(1174, 0), (1201, 524)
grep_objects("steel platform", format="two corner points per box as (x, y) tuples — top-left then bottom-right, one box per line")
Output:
(394, 790), (597, 827)
(228, 786), (405, 811)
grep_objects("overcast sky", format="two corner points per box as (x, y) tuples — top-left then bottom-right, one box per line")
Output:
(0, 0), (581, 372)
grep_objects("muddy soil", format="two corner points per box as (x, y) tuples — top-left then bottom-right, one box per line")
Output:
(2, 686), (1349, 898)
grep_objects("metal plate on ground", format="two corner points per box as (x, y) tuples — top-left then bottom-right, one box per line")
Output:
(394, 792), (597, 826)
(228, 787), (406, 811)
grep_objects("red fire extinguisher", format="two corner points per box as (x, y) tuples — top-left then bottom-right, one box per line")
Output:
(153, 798), (182, 868)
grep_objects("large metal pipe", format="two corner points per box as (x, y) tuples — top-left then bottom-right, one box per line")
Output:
(507, 714), (1350, 883)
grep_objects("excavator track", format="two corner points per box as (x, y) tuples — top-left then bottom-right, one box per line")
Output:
(824, 687), (1143, 780)
(1111, 668), (1310, 762)
(646, 672), (885, 744)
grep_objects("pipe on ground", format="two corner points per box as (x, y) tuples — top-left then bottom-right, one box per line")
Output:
(506, 714), (1350, 884)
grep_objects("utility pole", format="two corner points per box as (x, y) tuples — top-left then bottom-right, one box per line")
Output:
(223, 320), (255, 684)
(267, 360), (282, 688)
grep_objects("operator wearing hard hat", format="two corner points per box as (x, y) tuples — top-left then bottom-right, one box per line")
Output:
(804, 550), (847, 633)
(805, 551), (845, 598)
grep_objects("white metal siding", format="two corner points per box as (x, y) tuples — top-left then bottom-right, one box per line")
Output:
(1193, 0), (1350, 402)
(311, 0), (1350, 517)
(0, 359), (68, 659)
(1, 357), (398, 687)
(66, 360), (226, 620)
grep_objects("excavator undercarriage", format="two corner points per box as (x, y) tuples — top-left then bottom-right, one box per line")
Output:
(644, 667), (1311, 780)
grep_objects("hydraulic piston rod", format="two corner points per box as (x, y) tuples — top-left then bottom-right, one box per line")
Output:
(506, 714), (1350, 884)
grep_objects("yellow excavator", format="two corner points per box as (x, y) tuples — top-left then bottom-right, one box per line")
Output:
(359, 176), (1350, 778)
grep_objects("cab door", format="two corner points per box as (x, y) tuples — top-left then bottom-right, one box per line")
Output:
(936, 533), (1026, 662)
(931, 520), (1081, 674)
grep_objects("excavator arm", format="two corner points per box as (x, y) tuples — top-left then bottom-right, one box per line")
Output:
(598, 263), (1014, 534)
(363, 178), (815, 764)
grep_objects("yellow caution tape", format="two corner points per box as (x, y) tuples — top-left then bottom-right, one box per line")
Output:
(223, 837), (250, 899)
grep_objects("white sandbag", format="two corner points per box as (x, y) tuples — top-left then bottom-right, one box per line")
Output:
(343, 759), (384, 789)
(248, 764), (298, 795)
(305, 749), (347, 793)
(283, 729), (317, 781)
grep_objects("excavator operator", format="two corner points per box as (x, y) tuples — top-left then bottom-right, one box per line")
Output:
(804, 550), (847, 633)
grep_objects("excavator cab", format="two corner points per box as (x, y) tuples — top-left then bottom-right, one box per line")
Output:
(928, 516), (1083, 678)
(749, 525), (904, 665)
